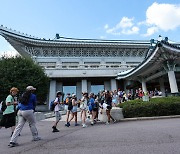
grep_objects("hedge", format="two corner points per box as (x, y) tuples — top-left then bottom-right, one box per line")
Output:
(118, 96), (180, 118)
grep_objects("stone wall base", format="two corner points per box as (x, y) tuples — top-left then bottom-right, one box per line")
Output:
(99, 107), (124, 122)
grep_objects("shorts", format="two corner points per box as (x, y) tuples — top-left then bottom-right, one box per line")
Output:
(92, 107), (98, 112)
(106, 105), (112, 110)
(64, 105), (68, 111)
(80, 104), (88, 110)
(54, 111), (61, 122)
(71, 106), (78, 113)
(0, 112), (16, 128)
(68, 106), (73, 111)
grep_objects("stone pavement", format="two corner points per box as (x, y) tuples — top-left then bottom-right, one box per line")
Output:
(1, 115), (180, 154)
(1, 111), (180, 154)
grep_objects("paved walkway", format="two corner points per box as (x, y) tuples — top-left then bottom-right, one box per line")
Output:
(1, 113), (180, 154)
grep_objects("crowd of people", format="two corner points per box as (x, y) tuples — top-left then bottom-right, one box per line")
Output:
(116, 88), (164, 103)
(0, 86), (164, 148)
(0, 87), (118, 148)
(51, 90), (117, 131)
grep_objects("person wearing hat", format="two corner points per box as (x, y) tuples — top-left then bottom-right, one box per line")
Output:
(52, 91), (63, 132)
(9, 86), (41, 147)
(0, 87), (19, 137)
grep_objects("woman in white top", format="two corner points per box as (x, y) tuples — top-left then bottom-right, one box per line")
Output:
(80, 92), (88, 128)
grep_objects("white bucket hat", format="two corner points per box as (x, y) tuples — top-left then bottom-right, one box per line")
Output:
(26, 86), (36, 91)
(72, 94), (76, 97)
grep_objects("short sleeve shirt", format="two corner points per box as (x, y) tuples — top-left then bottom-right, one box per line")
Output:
(3, 95), (14, 115)
(19, 93), (37, 110)
(54, 97), (60, 112)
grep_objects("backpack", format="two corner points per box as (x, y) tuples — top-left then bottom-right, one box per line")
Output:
(50, 100), (55, 111)
(0, 101), (7, 112)
(50, 98), (60, 111)
(65, 97), (69, 105)
(88, 98), (95, 111)
(67, 97), (73, 110)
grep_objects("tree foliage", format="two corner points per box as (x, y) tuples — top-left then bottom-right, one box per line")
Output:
(0, 56), (49, 104)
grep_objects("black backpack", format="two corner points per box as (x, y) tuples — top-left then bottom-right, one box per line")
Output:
(67, 97), (73, 110)
(50, 98), (60, 111)
(50, 100), (55, 111)
(1, 101), (7, 112)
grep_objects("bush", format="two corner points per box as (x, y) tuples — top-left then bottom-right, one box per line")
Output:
(0, 56), (49, 104)
(118, 96), (180, 118)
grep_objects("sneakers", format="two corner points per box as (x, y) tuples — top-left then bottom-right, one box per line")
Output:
(65, 122), (70, 127)
(52, 129), (60, 132)
(94, 119), (97, 124)
(91, 121), (94, 126)
(105, 122), (110, 125)
(8, 142), (19, 147)
(52, 126), (60, 132)
(105, 120), (116, 125)
(86, 116), (91, 122)
(32, 137), (41, 141)
(75, 123), (80, 126)
(82, 124), (87, 128)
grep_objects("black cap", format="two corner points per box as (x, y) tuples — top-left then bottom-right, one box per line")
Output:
(57, 91), (62, 95)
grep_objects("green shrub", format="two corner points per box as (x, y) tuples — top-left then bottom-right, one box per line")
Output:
(118, 96), (180, 118)
(0, 56), (49, 104)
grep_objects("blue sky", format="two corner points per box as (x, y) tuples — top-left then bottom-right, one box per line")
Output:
(0, 0), (180, 56)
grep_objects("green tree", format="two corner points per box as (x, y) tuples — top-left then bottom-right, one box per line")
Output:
(0, 56), (49, 104)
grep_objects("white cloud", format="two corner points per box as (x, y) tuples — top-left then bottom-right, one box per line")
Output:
(104, 2), (180, 37)
(143, 26), (159, 37)
(137, 21), (147, 26)
(146, 2), (180, 31)
(104, 24), (109, 29)
(118, 17), (134, 28)
(100, 36), (106, 39)
(104, 17), (139, 35)
(122, 26), (139, 35)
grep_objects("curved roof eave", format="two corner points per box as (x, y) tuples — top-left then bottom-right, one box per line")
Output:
(116, 41), (180, 80)
(161, 40), (180, 52)
(116, 44), (159, 79)
(0, 25), (151, 47)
